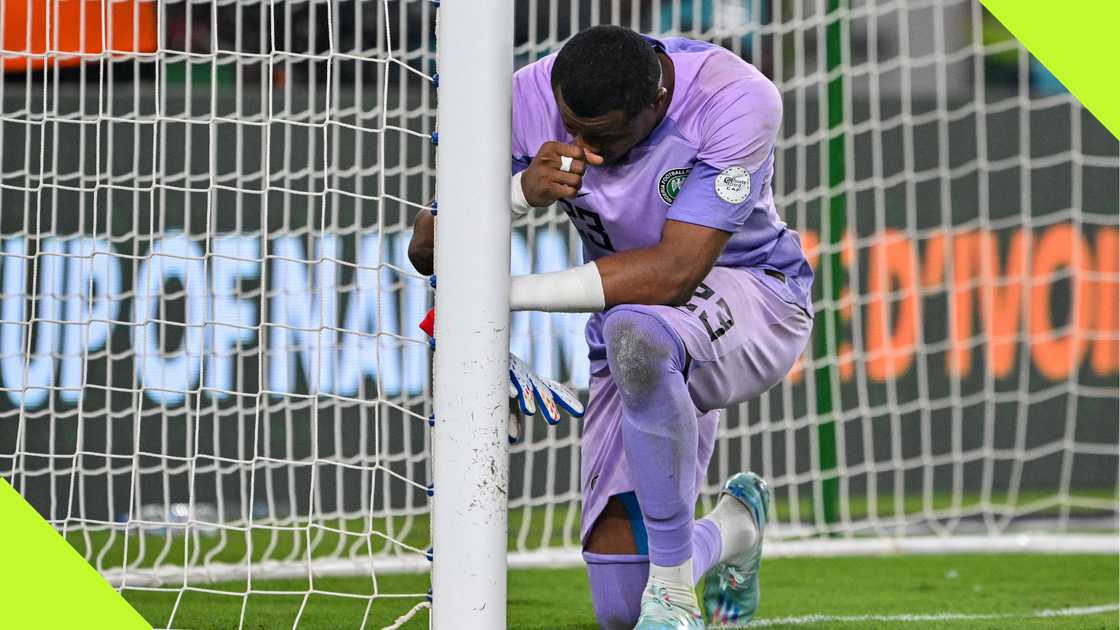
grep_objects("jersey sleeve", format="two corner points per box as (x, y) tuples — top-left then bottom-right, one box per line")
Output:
(511, 68), (531, 175)
(666, 77), (782, 232)
(511, 61), (550, 176)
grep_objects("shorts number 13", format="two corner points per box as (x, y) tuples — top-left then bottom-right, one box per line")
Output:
(680, 282), (735, 342)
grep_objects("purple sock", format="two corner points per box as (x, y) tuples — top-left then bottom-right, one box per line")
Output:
(603, 308), (697, 568)
(584, 552), (649, 629)
(692, 517), (723, 582)
(581, 522), (722, 624)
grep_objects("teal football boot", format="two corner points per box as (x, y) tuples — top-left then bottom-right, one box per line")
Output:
(702, 472), (770, 627)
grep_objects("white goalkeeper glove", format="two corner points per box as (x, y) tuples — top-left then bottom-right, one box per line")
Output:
(419, 308), (585, 444)
(507, 352), (584, 441)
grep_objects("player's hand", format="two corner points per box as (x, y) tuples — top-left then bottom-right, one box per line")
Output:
(508, 351), (584, 437)
(418, 308), (584, 444)
(521, 141), (604, 207)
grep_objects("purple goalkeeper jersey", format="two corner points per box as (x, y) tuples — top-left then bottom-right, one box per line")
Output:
(511, 36), (814, 340)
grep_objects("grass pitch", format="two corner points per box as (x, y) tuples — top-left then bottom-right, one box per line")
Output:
(124, 553), (1119, 629)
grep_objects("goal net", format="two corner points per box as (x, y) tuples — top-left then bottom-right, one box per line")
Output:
(0, 0), (1116, 626)
(2, 0), (437, 624)
(507, 0), (1118, 557)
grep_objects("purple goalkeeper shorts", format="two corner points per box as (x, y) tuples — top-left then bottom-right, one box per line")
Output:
(579, 266), (813, 546)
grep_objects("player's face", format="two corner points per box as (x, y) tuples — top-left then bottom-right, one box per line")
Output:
(557, 93), (665, 166)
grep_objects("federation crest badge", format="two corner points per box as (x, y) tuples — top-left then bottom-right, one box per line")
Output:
(657, 167), (692, 205)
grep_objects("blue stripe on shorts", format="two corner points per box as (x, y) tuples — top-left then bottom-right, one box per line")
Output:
(616, 491), (649, 556)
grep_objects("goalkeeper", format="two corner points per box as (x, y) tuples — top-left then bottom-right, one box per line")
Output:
(409, 25), (812, 629)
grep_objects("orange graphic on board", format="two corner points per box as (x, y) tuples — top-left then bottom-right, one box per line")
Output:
(2, 0), (156, 72)
(792, 224), (1119, 384)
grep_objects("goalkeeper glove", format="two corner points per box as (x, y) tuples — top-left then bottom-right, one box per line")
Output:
(419, 308), (584, 443)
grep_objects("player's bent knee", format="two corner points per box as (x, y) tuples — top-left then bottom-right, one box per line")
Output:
(602, 308), (685, 399)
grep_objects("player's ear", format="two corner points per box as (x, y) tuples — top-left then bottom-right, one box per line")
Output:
(652, 86), (668, 107)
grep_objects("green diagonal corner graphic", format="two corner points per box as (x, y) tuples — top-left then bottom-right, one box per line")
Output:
(981, 0), (1120, 139)
(0, 478), (150, 629)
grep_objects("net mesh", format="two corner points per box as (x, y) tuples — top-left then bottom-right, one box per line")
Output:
(504, 0), (1119, 549)
(0, 0), (1117, 627)
(1, 0), (436, 624)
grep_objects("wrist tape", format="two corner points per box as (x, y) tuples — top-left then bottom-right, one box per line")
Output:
(510, 261), (605, 313)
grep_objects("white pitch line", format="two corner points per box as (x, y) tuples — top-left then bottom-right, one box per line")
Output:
(743, 603), (1120, 627)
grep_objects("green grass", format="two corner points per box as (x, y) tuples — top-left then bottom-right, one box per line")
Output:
(74, 487), (1117, 573)
(123, 553), (1119, 629)
(83, 488), (1116, 627)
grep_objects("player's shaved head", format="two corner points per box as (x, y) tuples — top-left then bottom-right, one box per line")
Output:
(551, 26), (662, 119)
(551, 26), (672, 165)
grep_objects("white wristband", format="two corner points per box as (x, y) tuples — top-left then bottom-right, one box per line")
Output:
(510, 262), (606, 313)
(511, 171), (533, 216)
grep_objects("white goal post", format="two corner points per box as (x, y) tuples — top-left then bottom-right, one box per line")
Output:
(0, 0), (1116, 628)
(431, 0), (513, 626)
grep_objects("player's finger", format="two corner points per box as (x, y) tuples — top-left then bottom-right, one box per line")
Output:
(550, 183), (579, 198)
(509, 366), (536, 416)
(526, 373), (559, 425)
(544, 154), (586, 177)
(507, 410), (523, 444)
(532, 385), (560, 425)
(541, 377), (584, 418)
(560, 157), (586, 175)
(550, 171), (583, 189)
(582, 148), (605, 166)
(546, 142), (589, 160)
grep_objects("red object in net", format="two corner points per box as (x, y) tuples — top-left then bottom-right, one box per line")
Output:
(419, 308), (435, 338)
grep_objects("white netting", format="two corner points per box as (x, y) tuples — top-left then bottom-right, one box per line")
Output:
(504, 0), (1119, 553)
(1, 0), (1117, 628)
(1, 0), (437, 624)
(709, 0), (1118, 543)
